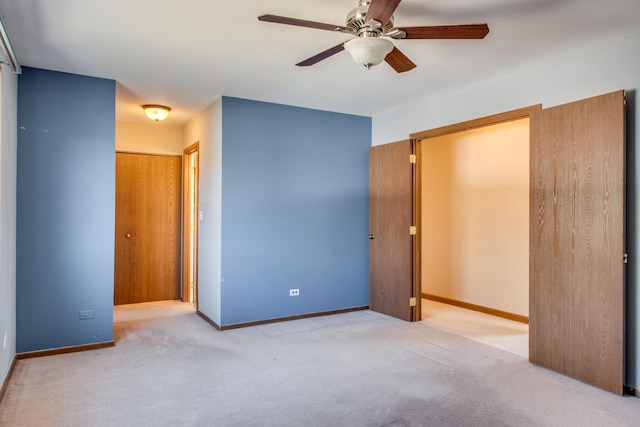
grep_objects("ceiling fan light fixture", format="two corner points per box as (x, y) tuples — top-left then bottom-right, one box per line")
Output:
(344, 37), (393, 68)
(142, 104), (171, 122)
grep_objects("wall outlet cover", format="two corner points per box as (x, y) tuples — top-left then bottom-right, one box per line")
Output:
(79, 310), (95, 320)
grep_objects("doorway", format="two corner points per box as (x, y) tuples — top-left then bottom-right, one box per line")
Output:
(409, 106), (539, 321)
(182, 142), (199, 306)
(418, 117), (530, 323)
(369, 109), (534, 336)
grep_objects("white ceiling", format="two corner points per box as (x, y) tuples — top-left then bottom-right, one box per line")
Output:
(1, 0), (639, 126)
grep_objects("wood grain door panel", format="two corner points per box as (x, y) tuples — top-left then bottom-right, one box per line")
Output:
(529, 91), (625, 394)
(369, 141), (414, 321)
(115, 153), (182, 305)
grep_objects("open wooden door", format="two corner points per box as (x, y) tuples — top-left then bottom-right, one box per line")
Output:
(529, 91), (625, 394)
(369, 140), (418, 321)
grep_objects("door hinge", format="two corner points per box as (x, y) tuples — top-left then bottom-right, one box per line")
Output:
(624, 253), (628, 264)
(409, 297), (417, 307)
(409, 154), (417, 164)
(409, 226), (417, 235)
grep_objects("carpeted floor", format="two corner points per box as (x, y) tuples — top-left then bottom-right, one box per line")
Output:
(420, 299), (528, 358)
(1, 300), (640, 426)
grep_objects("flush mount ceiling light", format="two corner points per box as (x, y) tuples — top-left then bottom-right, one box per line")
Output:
(344, 36), (394, 69)
(142, 104), (171, 122)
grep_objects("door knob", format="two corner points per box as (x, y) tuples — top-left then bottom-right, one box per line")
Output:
(368, 234), (375, 240)
(126, 233), (131, 238)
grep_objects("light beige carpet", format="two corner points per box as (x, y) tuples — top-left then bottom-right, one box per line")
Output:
(420, 299), (528, 358)
(1, 300), (640, 426)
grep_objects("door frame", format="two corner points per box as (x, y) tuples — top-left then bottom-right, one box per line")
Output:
(410, 105), (541, 321)
(182, 142), (199, 305)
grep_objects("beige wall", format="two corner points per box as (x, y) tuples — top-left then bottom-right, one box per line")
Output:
(184, 99), (222, 324)
(421, 118), (529, 316)
(116, 121), (184, 155)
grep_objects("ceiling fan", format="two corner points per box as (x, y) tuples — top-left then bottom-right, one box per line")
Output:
(258, 0), (489, 73)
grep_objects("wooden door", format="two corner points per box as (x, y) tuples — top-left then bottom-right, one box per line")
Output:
(115, 153), (182, 305)
(529, 91), (625, 394)
(369, 140), (416, 321)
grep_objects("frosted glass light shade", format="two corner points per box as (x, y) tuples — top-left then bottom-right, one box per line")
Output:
(344, 37), (394, 68)
(143, 104), (171, 121)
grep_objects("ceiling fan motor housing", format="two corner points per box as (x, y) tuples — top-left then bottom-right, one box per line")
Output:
(346, 0), (395, 36)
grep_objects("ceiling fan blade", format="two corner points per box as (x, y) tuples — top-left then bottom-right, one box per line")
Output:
(366, 0), (402, 24)
(258, 14), (349, 33)
(397, 24), (490, 39)
(296, 43), (346, 67)
(385, 47), (416, 73)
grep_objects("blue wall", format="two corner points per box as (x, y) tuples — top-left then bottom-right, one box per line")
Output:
(17, 67), (115, 352)
(220, 97), (370, 325)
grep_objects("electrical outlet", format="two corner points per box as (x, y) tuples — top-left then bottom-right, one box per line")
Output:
(289, 289), (300, 296)
(79, 310), (95, 320)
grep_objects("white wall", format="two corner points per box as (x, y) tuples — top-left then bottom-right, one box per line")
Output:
(373, 33), (640, 146)
(183, 99), (222, 325)
(421, 119), (529, 316)
(373, 32), (640, 388)
(116, 121), (183, 155)
(0, 64), (18, 386)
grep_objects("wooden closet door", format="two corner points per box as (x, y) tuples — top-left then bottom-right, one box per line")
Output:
(529, 91), (625, 394)
(115, 153), (182, 305)
(369, 140), (415, 321)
